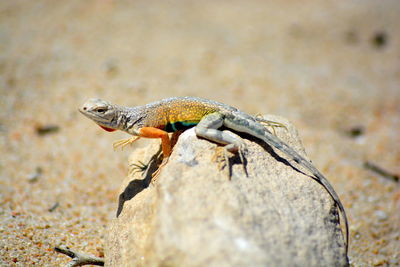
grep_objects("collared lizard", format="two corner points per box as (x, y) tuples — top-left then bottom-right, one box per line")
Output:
(79, 96), (349, 255)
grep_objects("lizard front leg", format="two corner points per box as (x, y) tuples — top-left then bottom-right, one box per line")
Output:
(195, 112), (248, 177)
(138, 127), (172, 181)
(139, 127), (172, 157)
(130, 130), (183, 178)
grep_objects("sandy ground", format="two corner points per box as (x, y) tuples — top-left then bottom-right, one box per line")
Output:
(0, 0), (399, 266)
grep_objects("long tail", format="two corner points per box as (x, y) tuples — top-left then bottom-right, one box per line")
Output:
(262, 131), (349, 255)
(230, 117), (349, 255)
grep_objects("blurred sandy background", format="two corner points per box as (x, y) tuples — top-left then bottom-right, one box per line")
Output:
(0, 0), (399, 265)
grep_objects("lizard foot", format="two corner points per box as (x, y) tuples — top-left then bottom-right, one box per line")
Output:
(255, 115), (287, 136)
(151, 156), (169, 184)
(113, 136), (141, 150)
(224, 142), (248, 178)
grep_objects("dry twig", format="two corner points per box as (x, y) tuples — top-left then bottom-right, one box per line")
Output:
(54, 245), (104, 267)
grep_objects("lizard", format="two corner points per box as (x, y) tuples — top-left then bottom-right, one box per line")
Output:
(79, 96), (349, 255)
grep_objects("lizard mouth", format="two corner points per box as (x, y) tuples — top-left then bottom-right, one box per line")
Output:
(99, 125), (116, 132)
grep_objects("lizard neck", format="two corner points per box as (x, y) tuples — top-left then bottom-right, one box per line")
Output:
(99, 104), (131, 132)
(120, 106), (147, 135)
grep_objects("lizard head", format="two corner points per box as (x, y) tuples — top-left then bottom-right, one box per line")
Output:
(79, 98), (120, 132)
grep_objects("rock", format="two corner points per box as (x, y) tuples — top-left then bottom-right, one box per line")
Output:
(105, 115), (348, 267)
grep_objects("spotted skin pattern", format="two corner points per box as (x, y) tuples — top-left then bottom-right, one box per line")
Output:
(144, 99), (220, 132)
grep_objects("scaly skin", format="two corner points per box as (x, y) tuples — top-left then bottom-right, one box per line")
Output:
(79, 96), (349, 256)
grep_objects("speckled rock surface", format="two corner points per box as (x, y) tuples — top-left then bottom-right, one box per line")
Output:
(105, 116), (348, 267)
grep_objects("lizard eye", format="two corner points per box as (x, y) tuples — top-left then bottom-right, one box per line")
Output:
(95, 107), (107, 113)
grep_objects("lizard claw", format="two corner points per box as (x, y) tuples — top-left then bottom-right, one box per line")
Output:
(255, 115), (287, 136)
(113, 136), (141, 150)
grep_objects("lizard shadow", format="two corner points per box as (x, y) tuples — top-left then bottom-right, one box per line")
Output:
(240, 131), (339, 207)
(116, 151), (162, 217)
(237, 131), (309, 178)
(116, 178), (149, 217)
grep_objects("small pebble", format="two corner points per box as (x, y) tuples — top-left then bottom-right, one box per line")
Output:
(374, 210), (388, 221)
(27, 167), (43, 183)
(48, 202), (59, 212)
(371, 31), (388, 49)
(346, 126), (365, 138)
(35, 124), (60, 136)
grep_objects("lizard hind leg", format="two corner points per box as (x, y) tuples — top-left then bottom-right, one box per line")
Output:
(195, 112), (248, 178)
(224, 137), (248, 177)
